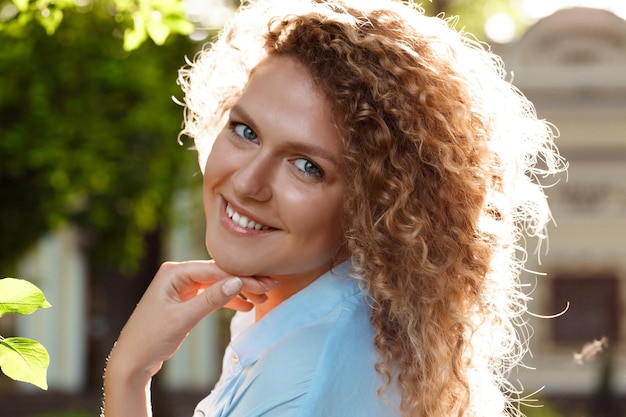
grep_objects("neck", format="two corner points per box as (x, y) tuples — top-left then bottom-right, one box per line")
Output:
(254, 273), (319, 321)
(253, 258), (347, 321)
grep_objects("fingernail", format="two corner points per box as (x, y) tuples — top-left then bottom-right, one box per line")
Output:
(222, 277), (243, 296)
(260, 279), (281, 291)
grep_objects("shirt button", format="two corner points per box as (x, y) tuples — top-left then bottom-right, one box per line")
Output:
(231, 353), (239, 364)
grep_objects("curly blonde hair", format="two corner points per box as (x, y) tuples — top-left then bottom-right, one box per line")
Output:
(178, 1), (566, 416)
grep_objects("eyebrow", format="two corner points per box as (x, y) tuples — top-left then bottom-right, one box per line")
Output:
(229, 104), (341, 167)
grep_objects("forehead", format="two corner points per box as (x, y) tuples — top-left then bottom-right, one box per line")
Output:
(234, 55), (343, 157)
(241, 55), (321, 107)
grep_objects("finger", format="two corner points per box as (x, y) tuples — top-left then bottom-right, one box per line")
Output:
(182, 277), (243, 325)
(178, 260), (232, 284)
(158, 261), (232, 302)
(238, 291), (268, 304)
(239, 276), (280, 294)
(224, 296), (255, 312)
(229, 277), (278, 306)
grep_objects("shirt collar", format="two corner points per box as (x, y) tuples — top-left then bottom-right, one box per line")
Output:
(229, 260), (360, 367)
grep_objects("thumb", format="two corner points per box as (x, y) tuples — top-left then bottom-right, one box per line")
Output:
(184, 277), (243, 325)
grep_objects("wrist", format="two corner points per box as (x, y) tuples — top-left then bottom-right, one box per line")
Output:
(105, 343), (154, 389)
(103, 347), (153, 417)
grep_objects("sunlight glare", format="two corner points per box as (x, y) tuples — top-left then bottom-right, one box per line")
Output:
(485, 12), (516, 43)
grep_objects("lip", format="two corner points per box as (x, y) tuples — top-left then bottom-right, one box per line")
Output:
(219, 196), (275, 235)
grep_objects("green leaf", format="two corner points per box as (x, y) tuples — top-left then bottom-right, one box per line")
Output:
(0, 278), (51, 318)
(163, 17), (194, 36)
(123, 13), (148, 51)
(124, 26), (148, 50)
(0, 337), (49, 390)
(55, 0), (75, 8)
(11, 0), (29, 13)
(36, 8), (64, 35)
(146, 19), (170, 45)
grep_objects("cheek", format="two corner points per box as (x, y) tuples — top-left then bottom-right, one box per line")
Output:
(293, 191), (345, 241)
(203, 134), (233, 187)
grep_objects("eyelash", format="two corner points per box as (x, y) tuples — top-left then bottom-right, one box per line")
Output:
(292, 158), (324, 179)
(230, 122), (258, 142)
(228, 121), (325, 180)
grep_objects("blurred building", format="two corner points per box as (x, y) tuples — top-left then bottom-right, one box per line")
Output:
(499, 6), (626, 412)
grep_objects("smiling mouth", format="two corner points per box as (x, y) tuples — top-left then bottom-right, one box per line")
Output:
(226, 203), (271, 230)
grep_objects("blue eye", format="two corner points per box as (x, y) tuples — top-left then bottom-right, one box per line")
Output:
(233, 123), (257, 141)
(293, 158), (322, 178)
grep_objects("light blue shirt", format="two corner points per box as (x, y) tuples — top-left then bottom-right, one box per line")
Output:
(193, 261), (401, 417)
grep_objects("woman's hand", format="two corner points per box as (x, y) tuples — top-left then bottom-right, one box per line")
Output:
(103, 260), (278, 417)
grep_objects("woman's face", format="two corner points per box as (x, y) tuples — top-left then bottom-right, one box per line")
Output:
(203, 55), (346, 288)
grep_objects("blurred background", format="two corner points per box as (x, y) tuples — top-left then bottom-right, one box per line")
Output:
(0, 0), (625, 416)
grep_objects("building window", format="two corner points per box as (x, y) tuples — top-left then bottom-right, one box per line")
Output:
(551, 274), (620, 344)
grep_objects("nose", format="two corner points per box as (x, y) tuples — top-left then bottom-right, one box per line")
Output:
(231, 154), (273, 202)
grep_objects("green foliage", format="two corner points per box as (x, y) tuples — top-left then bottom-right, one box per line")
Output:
(0, 2), (202, 273)
(0, 0), (194, 50)
(0, 278), (51, 390)
(422, 0), (525, 42)
(113, 0), (195, 50)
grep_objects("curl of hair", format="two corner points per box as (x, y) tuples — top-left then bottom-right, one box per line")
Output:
(178, 1), (567, 416)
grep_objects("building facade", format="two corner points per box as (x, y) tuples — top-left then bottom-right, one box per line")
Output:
(500, 6), (626, 405)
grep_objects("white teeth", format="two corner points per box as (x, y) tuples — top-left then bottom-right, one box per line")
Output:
(226, 203), (270, 230)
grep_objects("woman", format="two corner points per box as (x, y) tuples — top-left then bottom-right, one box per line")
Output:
(103, 1), (566, 416)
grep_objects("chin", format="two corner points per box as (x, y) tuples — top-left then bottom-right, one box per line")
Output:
(209, 252), (261, 278)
